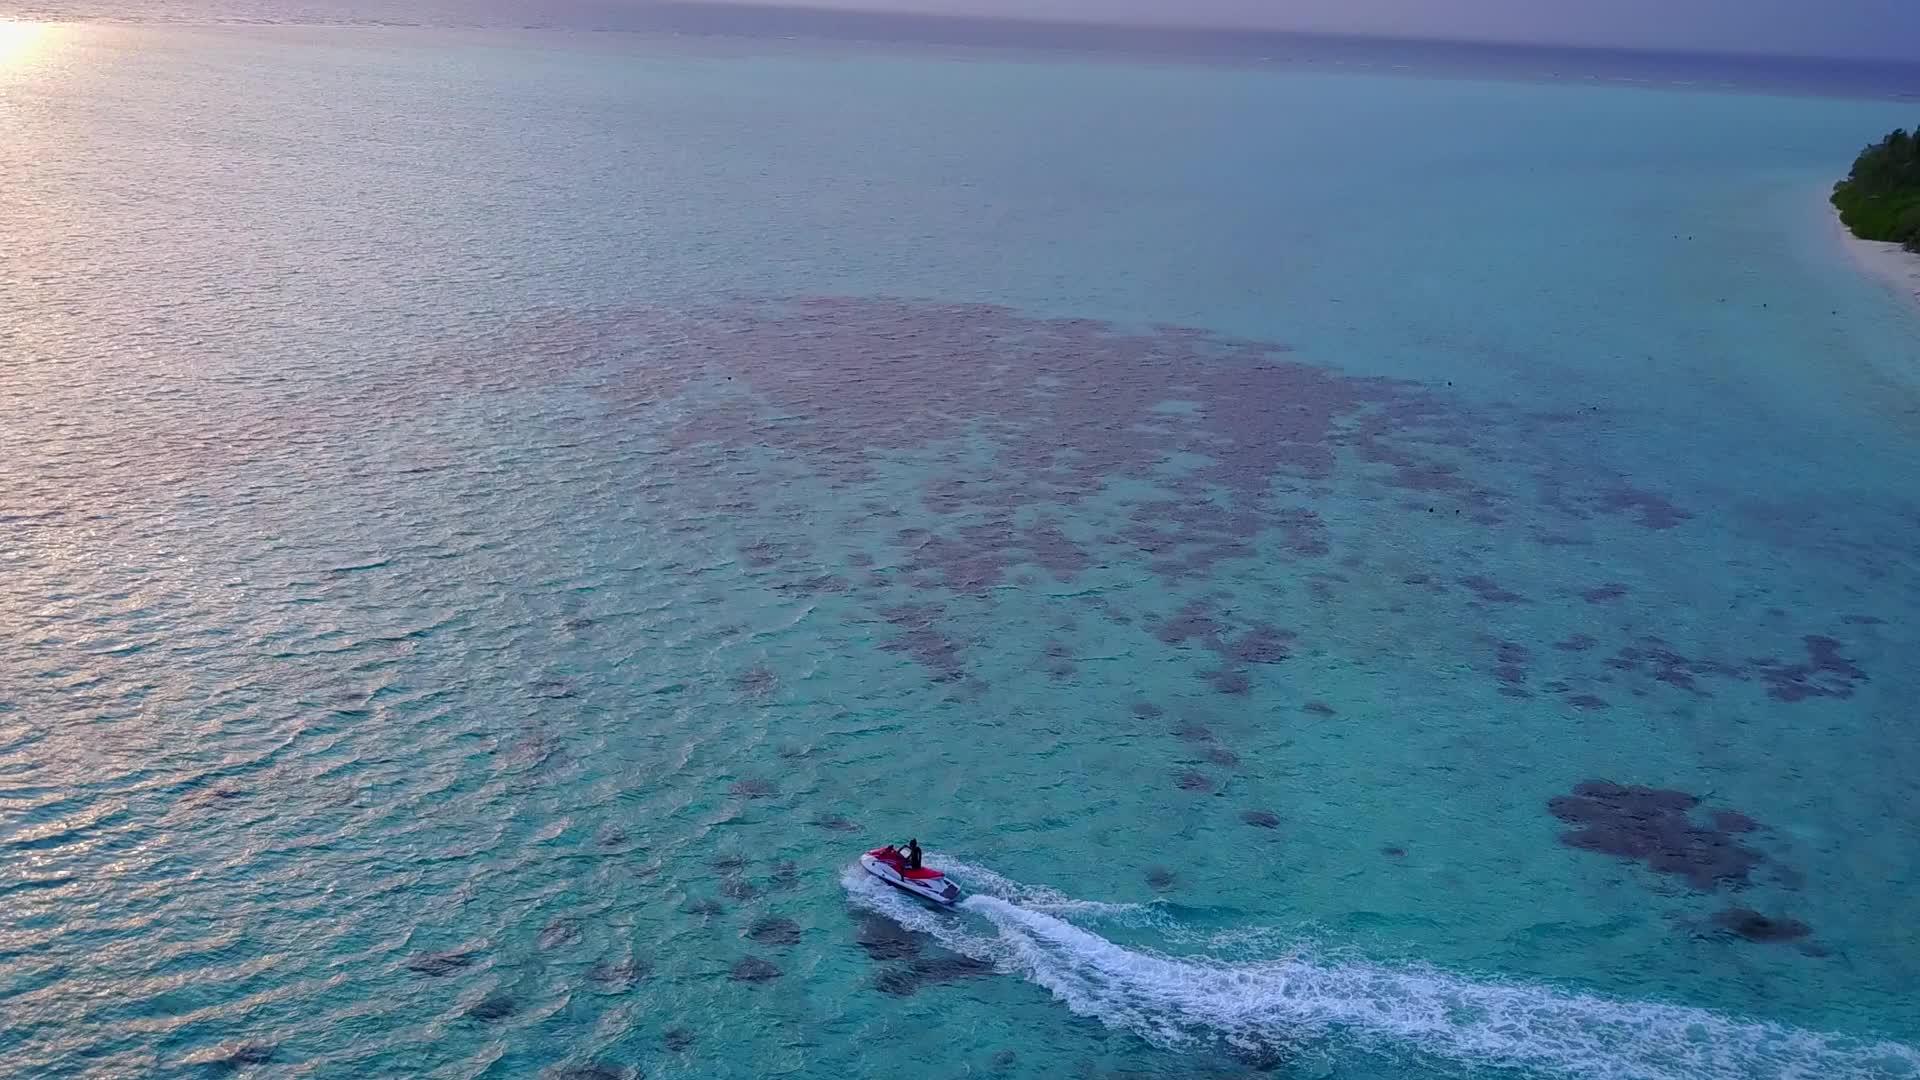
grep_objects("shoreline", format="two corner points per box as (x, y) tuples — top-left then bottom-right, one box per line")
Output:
(1832, 205), (1920, 311)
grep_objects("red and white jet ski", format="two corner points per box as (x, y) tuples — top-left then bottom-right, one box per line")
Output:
(860, 845), (961, 907)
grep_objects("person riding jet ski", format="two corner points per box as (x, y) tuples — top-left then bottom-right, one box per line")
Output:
(860, 838), (958, 906)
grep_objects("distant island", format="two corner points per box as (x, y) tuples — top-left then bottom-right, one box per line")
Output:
(1832, 127), (1920, 253)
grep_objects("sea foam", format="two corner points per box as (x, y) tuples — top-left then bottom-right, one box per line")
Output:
(844, 860), (1918, 1080)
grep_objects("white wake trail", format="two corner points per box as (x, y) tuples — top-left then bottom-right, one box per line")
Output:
(842, 861), (1919, 1080)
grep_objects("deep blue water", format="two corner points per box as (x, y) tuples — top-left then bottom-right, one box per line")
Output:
(2, 14), (1919, 1080)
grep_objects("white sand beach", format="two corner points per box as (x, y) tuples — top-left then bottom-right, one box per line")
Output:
(1835, 208), (1920, 309)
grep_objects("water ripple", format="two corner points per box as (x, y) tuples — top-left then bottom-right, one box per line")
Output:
(1, 30), (1916, 1079)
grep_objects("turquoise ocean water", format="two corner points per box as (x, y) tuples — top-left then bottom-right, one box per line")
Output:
(3, 13), (1920, 1079)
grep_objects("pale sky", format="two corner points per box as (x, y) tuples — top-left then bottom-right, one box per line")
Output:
(712, 0), (1920, 61)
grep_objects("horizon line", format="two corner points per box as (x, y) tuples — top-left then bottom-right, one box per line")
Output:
(677, 0), (1920, 67)
(8, 1), (1920, 70)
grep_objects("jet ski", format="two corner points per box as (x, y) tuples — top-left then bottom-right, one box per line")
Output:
(861, 845), (961, 907)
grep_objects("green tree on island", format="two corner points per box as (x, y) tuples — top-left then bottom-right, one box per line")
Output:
(1833, 127), (1920, 253)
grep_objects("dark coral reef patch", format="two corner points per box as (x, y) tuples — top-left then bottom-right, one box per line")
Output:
(1711, 908), (1811, 943)
(558, 298), (1866, 712)
(1548, 780), (1768, 891)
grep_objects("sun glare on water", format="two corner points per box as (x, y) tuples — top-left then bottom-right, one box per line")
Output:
(0, 21), (55, 70)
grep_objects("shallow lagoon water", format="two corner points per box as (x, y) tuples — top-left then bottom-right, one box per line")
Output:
(2, 18), (1919, 1079)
